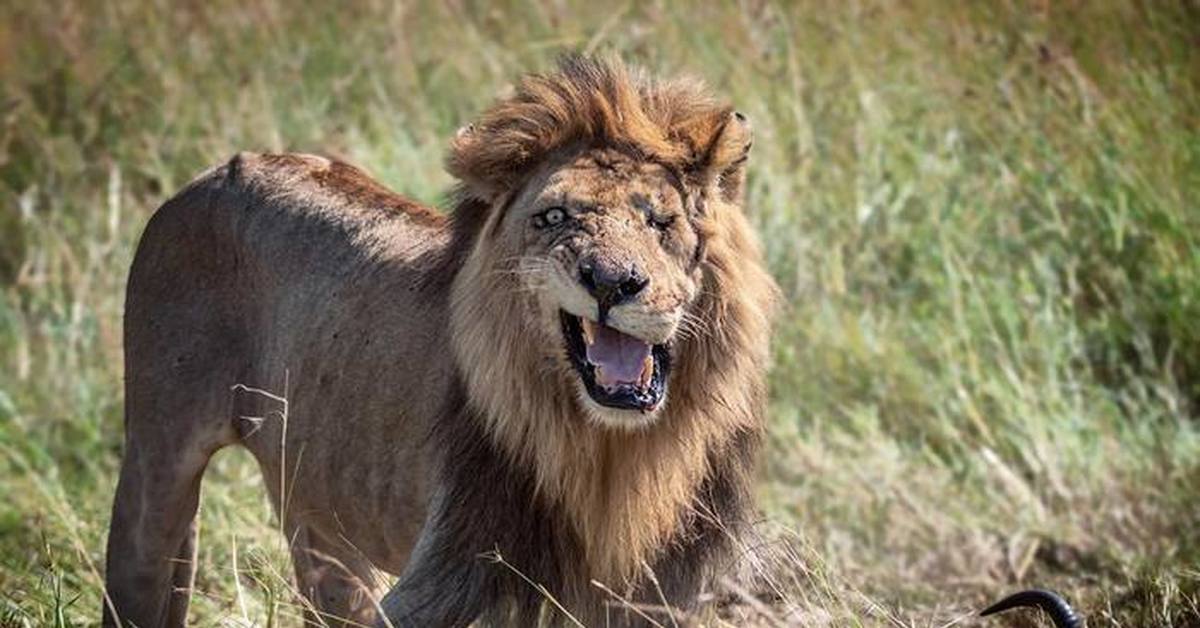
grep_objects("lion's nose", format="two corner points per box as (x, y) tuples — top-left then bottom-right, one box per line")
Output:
(579, 257), (649, 311)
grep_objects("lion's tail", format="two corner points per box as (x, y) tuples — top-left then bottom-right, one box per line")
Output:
(980, 588), (1083, 627)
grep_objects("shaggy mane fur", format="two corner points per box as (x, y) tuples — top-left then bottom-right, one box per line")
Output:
(439, 55), (777, 622)
(447, 54), (752, 203)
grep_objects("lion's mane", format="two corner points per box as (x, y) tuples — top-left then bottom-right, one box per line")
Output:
(412, 56), (777, 623)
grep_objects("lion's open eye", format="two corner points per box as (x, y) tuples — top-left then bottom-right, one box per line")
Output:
(533, 207), (567, 229)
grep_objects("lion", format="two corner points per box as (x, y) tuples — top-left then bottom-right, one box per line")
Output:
(102, 55), (776, 627)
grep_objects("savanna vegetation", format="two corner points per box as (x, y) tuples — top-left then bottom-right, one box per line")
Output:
(1, 1), (1198, 626)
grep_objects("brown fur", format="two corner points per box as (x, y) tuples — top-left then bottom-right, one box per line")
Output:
(103, 56), (775, 628)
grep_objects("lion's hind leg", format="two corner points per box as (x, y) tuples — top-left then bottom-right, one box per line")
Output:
(103, 359), (238, 628)
(102, 422), (223, 627)
(104, 157), (250, 627)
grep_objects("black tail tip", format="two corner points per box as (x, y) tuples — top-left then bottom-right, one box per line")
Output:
(981, 588), (1082, 628)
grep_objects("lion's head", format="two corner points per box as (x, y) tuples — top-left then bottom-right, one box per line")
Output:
(479, 149), (706, 426)
(442, 56), (773, 582)
(448, 55), (757, 429)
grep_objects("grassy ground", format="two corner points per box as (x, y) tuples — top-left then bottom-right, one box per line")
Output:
(2, 1), (1198, 626)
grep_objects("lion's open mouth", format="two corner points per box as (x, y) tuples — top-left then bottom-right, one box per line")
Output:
(560, 311), (670, 413)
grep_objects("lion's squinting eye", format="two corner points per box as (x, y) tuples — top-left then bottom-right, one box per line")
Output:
(532, 206), (568, 229)
(646, 211), (676, 232)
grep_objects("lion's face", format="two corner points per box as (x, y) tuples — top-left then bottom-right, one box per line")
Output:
(492, 148), (703, 428)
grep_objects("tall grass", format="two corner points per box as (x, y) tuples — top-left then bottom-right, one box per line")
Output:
(1, 1), (1197, 625)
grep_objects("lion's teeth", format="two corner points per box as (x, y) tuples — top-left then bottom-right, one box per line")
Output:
(581, 318), (596, 346)
(638, 355), (654, 387)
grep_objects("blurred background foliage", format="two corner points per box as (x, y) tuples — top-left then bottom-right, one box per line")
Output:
(1, 1), (1198, 625)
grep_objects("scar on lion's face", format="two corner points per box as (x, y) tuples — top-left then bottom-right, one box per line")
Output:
(487, 148), (703, 423)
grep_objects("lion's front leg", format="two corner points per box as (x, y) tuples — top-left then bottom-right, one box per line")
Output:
(376, 491), (486, 628)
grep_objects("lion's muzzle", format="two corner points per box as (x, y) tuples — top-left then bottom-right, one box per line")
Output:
(577, 255), (649, 324)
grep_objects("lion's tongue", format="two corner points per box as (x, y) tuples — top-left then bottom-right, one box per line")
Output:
(586, 323), (651, 389)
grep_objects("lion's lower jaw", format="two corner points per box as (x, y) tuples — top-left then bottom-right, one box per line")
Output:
(575, 384), (667, 431)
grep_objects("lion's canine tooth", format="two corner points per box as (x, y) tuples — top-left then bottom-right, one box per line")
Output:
(581, 318), (596, 346)
(638, 354), (654, 387)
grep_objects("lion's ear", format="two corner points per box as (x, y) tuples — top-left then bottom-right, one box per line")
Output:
(687, 110), (753, 204)
(447, 123), (504, 202)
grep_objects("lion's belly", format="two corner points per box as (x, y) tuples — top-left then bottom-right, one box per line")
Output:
(242, 362), (443, 575)
(270, 430), (433, 575)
